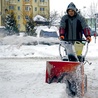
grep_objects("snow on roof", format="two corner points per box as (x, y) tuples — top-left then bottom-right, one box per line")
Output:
(35, 26), (58, 37)
(33, 15), (47, 22)
(41, 28), (56, 32)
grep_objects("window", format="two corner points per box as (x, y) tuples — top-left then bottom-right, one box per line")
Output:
(35, 0), (37, 2)
(25, 0), (29, 2)
(18, 15), (20, 20)
(96, 19), (98, 23)
(40, 7), (44, 11)
(35, 7), (37, 11)
(18, 24), (20, 28)
(18, 6), (20, 10)
(95, 14), (98, 18)
(25, 6), (31, 11)
(9, 6), (14, 10)
(0, 12), (2, 15)
(40, 0), (44, 2)
(40, 30), (58, 38)
(25, 16), (29, 20)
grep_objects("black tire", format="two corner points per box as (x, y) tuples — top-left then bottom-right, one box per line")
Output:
(66, 79), (78, 97)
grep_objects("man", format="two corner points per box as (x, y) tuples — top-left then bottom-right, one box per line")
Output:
(59, 2), (91, 61)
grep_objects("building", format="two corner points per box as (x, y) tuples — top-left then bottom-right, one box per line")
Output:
(86, 17), (96, 28)
(0, 0), (50, 31)
(0, 0), (2, 26)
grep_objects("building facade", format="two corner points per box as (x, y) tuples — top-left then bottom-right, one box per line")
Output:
(0, 0), (50, 31)
(0, 0), (2, 26)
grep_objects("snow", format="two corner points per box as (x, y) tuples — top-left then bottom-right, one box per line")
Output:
(40, 28), (56, 32)
(0, 26), (5, 28)
(0, 59), (67, 98)
(33, 15), (47, 22)
(0, 34), (97, 59)
(35, 26), (59, 37)
(0, 29), (98, 98)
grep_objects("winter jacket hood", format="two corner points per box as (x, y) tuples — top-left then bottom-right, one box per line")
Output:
(67, 2), (77, 13)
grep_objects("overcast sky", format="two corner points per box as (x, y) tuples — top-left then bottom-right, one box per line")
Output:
(50, 0), (98, 14)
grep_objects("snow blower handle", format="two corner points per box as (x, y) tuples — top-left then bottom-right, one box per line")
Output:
(59, 39), (89, 62)
(60, 39), (88, 45)
(83, 41), (89, 57)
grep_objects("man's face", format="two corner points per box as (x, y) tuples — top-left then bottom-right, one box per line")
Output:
(68, 9), (75, 17)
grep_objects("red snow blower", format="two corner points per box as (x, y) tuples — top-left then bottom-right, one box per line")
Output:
(45, 40), (90, 98)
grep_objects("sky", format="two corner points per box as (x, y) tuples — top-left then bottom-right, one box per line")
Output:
(50, 0), (98, 14)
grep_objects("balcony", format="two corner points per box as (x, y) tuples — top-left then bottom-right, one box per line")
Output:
(39, 2), (48, 7)
(9, 0), (17, 5)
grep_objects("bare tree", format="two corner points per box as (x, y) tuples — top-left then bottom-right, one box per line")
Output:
(84, 2), (98, 28)
(49, 11), (60, 26)
(88, 2), (97, 17)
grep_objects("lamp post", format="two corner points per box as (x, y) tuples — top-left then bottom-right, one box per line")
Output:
(95, 13), (98, 31)
(94, 13), (98, 43)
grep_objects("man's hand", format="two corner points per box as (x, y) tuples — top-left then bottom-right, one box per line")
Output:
(86, 36), (91, 43)
(60, 36), (64, 40)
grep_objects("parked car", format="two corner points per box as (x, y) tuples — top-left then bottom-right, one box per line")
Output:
(39, 28), (58, 38)
(35, 27), (59, 45)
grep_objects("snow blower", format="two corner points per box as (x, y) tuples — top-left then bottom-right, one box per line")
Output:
(45, 40), (89, 98)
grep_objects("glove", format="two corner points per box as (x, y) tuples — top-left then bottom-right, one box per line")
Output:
(60, 35), (64, 40)
(86, 36), (91, 43)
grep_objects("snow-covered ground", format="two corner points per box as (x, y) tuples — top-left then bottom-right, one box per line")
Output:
(0, 59), (67, 98)
(0, 32), (98, 98)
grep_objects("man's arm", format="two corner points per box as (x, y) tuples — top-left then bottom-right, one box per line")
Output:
(80, 15), (91, 42)
(59, 15), (66, 40)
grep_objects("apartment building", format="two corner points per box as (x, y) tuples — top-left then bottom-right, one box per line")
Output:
(0, 0), (2, 26)
(0, 0), (50, 31)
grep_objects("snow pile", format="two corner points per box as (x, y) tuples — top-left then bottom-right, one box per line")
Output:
(0, 25), (60, 58)
(0, 34), (60, 58)
(0, 59), (68, 98)
(0, 35), (59, 45)
(0, 33), (98, 59)
(0, 32), (98, 98)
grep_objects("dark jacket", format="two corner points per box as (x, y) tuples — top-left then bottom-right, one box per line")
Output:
(59, 2), (90, 41)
